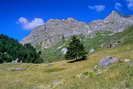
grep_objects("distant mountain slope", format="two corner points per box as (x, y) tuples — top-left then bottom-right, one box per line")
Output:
(21, 11), (133, 48)
(34, 26), (133, 63)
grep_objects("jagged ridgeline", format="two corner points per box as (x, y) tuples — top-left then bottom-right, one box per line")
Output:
(21, 11), (133, 63)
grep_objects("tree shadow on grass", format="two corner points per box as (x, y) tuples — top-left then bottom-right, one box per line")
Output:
(67, 58), (86, 63)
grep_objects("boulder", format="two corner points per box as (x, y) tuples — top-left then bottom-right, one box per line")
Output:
(12, 58), (21, 64)
(10, 67), (26, 71)
(93, 65), (98, 71)
(47, 63), (53, 67)
(61, 48), (68, 54)
(124, 59), (130, 62)
(52, 80), (64, 88)
(89, 48), (95, 53)
(128, 62), (133, 66)
(99, 56), (119, 68)
(96, 71), (102, 76)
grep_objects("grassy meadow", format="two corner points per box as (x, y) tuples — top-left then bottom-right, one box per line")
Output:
(0, 43), (133, 89)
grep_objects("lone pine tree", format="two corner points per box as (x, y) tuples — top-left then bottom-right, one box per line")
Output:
(65, 35), (87, 61)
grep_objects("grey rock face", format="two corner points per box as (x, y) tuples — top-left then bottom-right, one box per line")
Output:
(101, 40), (121, 48)
(89, 11), (133, 33)
(21, 11), (133, 48)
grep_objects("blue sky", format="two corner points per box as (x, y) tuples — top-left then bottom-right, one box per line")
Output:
(0, 0), (133, 40)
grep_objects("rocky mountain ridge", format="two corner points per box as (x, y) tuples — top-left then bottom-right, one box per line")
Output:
(21, 11), (133, 48)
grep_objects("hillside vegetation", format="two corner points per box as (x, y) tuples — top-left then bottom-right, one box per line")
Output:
(38, 26), (133, 63)
(0, 26), (133, 89)
(0, 34), (42, 63)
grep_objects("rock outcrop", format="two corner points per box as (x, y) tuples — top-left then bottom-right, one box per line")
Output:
(99, 56), (120, 68)
(21, 11), (133, 48)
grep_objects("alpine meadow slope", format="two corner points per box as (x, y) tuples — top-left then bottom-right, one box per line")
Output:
(0, 27), (133, 89)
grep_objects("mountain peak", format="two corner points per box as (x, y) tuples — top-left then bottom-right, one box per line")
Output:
(105, 10), (121, 21)
(110, 10), (120, 16)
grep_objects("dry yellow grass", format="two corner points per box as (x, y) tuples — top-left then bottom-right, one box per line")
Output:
(0, 44), (133, 89)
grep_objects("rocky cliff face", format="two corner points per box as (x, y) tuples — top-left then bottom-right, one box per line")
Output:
(89, 11), (133, 32)
(21, 11), (133, 48)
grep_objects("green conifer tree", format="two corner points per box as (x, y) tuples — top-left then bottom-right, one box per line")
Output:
(65, 35), (87, 61)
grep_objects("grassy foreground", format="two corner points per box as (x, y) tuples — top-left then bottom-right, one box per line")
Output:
(0, 43), (133, 89)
